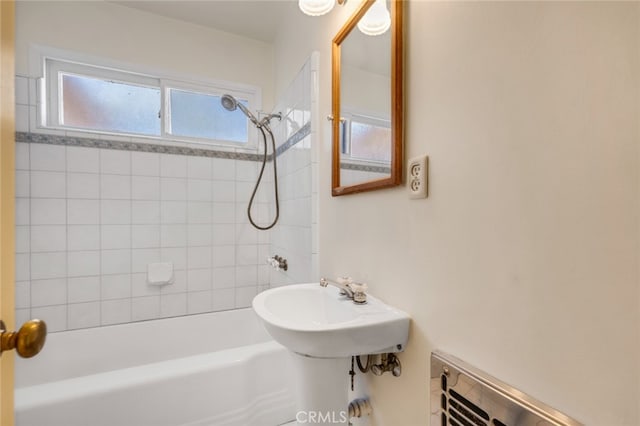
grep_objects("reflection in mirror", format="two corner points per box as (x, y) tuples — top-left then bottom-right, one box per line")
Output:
(332, 0), (403, 196)
(340, 24), (391, 186)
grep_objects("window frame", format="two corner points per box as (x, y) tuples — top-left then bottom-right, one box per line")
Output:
(41, 54), (261, 149)
(340, 109), (392, 165)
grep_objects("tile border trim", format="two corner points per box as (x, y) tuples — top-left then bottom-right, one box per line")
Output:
(276, 122), (311, 157)
(16, 121), (311, 162)
(340, 162), (391, 174)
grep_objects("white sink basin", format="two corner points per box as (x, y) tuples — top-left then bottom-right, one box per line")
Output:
(252, 283), (410, 358)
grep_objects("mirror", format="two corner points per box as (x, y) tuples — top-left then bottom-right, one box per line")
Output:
(331, 0), (404, 196)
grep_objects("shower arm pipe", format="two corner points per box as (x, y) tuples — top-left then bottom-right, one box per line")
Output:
(247, 124), (279, 230)
(258, 112), (283, 129)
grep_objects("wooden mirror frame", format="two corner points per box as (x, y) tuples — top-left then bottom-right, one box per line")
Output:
(331, 0), (404, 196)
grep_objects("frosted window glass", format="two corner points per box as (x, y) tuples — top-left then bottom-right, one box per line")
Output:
(350, 121), (391, 162)
(169, 89), (248, 143)
(61, 74), (161, 135)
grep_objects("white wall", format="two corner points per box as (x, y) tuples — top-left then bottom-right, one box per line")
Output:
(342, 64), (390, 118)
(275, 1), (640, 425)
(15, 1), (274, 110)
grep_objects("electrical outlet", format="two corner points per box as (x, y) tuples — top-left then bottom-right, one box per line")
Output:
(408, 155), (428, 199)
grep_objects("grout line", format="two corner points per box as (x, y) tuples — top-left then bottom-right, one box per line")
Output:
(64, 143), (70, 330)
(129, 150), (134, 324)
(27, 144), (33, 326)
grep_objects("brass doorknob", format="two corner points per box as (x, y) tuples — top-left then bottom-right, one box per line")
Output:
(0, 319), (47, 358)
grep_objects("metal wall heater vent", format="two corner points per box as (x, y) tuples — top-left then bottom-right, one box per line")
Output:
(430, 351), (583, 426)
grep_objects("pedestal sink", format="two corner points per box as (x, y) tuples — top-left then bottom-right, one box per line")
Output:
(252, 283), (410, 425)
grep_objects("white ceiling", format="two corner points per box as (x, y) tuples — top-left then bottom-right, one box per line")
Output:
(112, 0), (390, 77)
(112, 0), (296, 43)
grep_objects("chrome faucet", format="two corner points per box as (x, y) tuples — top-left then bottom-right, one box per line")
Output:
(320, 277), (354, 298)
(320, 277), (367, 304)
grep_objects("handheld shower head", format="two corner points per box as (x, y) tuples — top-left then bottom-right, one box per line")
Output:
(220, 94), (259, 126)
(220, 94), (237, 111)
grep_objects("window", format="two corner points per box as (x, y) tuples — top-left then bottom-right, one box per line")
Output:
(167, 88), (248, 143)
(341, 112), (391, 164)
(61, 73), (161, 135)
(43, 57), (259, 146)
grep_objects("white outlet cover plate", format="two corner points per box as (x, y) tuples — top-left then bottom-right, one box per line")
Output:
(408, 155), (428, 199)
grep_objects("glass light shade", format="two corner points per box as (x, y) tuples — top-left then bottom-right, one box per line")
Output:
(299, 0), (335, 16)
(357, 0), (391, 36)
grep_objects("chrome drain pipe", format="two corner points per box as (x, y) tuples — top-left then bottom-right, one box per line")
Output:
(348, 398), (372, 419)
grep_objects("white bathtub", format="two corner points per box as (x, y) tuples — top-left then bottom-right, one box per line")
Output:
(15, 309), (297, 426)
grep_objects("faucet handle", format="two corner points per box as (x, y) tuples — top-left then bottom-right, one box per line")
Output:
(350, 282), (368, 304)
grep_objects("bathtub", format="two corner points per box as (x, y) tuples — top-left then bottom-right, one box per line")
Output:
(15, 308), (297, 426)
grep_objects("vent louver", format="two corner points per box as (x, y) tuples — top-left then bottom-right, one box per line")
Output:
(430, 351), (582, 426)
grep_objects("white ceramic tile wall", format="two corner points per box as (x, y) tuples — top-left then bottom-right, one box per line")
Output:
(269, 54), (319, 286)
(14, 74), (276, 332)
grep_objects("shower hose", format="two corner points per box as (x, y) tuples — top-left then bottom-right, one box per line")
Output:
(247, 124), (279, 230)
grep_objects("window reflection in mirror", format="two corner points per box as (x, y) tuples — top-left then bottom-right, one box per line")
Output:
(339, 113), (392, 186)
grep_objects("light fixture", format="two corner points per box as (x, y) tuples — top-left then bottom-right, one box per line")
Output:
(357, 0), (390, 36)
(298, 0), (347, 17)
(298, 0), (336, 16)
